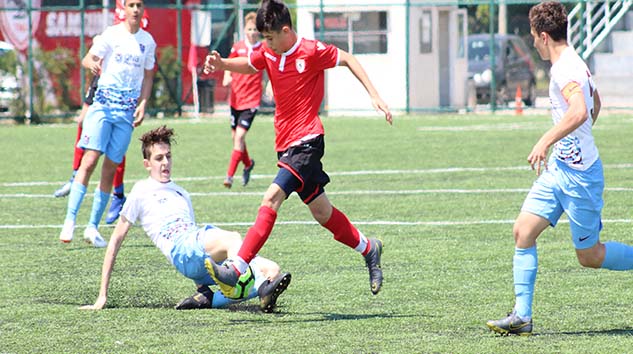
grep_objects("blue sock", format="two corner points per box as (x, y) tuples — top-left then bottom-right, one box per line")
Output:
(88, 189), (110, 228)
(114, 183), (124, 196)
(601, 242), (633, 270)
(70, 170), (77, 182)
(513, 246), (538, 319)
(210, 291), (239, 308)
(65, 182), (87, 221)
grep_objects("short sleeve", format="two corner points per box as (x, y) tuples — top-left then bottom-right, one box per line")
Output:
(310, 40), (339, 72)
(89, 28), (112, 59)
(120, 190), (140, 225)
(144, 38), (156, 70)
(552, 67), (583, 103)
(250, 48), (266, 71)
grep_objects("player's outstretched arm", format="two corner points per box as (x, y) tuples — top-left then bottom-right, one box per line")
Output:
(79, 217), (132, 310)
(338, 50), (392, 125)
(203, 50), (255, 75)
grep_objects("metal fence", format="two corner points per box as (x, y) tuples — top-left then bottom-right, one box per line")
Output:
(0, 0), (630, 123)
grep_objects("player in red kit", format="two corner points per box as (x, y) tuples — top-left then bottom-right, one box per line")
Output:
(203, 0), (392, 299)
(221, 12), (262, 189)
(53, 1), (150, 225)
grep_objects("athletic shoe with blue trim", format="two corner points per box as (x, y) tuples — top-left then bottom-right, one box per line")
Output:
(105, 194), (125, 224)
(83, 226), (107, 248)
(54, 181), (72, 198)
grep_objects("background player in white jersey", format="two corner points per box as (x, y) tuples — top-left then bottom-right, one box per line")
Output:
(487, 1), (633, 336)
(59, 0), (155, 248)
(80, 126), (291, 312)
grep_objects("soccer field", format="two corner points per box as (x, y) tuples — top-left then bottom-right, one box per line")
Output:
(2, 113), (633, 353)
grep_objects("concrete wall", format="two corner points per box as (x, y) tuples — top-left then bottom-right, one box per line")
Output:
(297, 0), (467, 113)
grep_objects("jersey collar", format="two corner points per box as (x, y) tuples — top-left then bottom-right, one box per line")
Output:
(279, 37), (302, 72)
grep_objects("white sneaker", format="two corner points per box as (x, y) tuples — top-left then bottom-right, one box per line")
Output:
(59, 219), (75, 243)
(83, 226), (107, 248)
(53, 181), (72, 198)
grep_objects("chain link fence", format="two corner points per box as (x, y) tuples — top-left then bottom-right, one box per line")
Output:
(0, 0), (630, 123)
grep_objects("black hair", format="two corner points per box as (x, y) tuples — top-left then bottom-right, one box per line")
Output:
(256, 0), (292, 33)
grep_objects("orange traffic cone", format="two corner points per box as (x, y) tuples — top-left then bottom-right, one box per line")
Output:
(515, 85), (523, 115)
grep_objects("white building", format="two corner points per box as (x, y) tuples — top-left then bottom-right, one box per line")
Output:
(296, 0), (468, 114)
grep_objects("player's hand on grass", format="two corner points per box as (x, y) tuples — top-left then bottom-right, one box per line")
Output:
(79, 295), (107, 310)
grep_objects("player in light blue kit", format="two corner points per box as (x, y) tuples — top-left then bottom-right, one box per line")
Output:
(486, 1), (633, 336)
(59, 0), (155, 247)
(79, 126), (291, 312)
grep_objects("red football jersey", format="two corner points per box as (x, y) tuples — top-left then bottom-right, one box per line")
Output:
(228, 40), (264, 110)
(250, 38), (339, 151)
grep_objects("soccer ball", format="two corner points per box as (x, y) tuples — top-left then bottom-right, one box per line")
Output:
(230, 266), (255, 300)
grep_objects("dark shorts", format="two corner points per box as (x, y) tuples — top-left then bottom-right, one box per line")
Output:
(273, 135), (330, 204)
(230, 107), (257, 130)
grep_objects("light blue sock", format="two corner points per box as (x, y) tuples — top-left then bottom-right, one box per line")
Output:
(210, 263), (263, 308)
(88, 189), (110, 228)
(210, 291), (239, 308)
(513, 245), (538, 319)
(65, 182), (87, 222)
(601, 242), (633, 270)
(114, 183), (124, 196)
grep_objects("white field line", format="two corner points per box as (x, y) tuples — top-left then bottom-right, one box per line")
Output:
(4, 187), (633, 199)
(2, 219), (633, 230)
(4, 163), (633, 188)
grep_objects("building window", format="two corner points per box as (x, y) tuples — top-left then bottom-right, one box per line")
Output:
(419, 10), (432, 54)
(313, 11), (388, 54)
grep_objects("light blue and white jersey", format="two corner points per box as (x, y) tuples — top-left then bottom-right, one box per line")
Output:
(548, 46), (598, 171)
(120, 178), (198, 263)
(90, 23), (156, 109)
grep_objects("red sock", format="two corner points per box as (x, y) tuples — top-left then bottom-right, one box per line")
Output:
(323, 207), (361, 250)
(227, 150), (243, 177)
(237, 206), (277, 263)
(113, 156), (126, 193)
(241, 147), (251, 167)
(72, 123), (84, 171)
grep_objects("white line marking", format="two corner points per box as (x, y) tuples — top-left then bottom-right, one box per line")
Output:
(2, 219), (633, 230)
(5, 187), (633, 199)
(5, 164), (633, 187)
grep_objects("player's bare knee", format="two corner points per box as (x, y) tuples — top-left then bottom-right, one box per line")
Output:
(512, 224), (529, 244)
(311, 208), (330, 225)
(576, 242), (606, 268)
(576, 247), (604, 268)
(577, 253), (602, 268)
